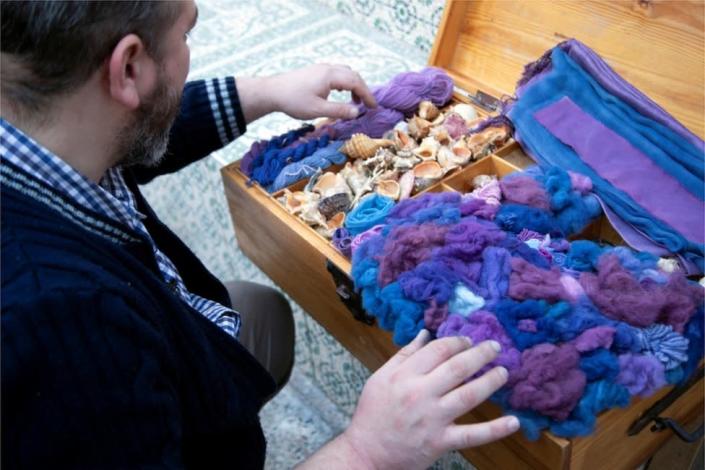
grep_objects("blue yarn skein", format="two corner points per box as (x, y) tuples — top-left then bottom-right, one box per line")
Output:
(251, 133), (330, 187)
(269, 141), (346, 192)
(248, 124), (314, 175)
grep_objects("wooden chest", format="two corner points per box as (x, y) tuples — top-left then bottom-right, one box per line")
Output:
(221, 1), (704, 468)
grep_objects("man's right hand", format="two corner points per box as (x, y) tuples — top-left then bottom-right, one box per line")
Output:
(337, 329), (519, 469)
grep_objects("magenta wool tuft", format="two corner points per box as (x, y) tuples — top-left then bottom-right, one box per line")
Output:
(509, 343), (587, 420)
(377, 224), (449, 286)
(508, 257), (570, 303)
(500, 175), (551, 210)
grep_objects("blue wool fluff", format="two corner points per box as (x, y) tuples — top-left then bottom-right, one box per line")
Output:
(609, 246), (658, 274)
(479, 247), (511, 306)
(398, 260), (461, 304)
(564, 240), (604, 271)
(539, 166), (603, 235)
(579, 349), (620, 381)
(494, 299), (553, 349)
(346, 194), (395, 236)
(269, 141), (346, 192)
(495, 204), (563, 236)
(247, 124), (314, 176)
(681, 307), (704, 381)
(541, 301), (607, 343)
(550, 380), (630, 437)
(393, 311), (426, 345)
(380, 281), (425, 335)
(499, 237), (551, 269)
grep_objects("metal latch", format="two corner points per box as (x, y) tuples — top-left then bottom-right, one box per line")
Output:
(453, 86), (502, 112)
(628, 365), (704, 443)
(325, 260), (376, 326)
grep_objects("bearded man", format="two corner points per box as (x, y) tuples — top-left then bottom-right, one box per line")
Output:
(1, 1), (519, 468)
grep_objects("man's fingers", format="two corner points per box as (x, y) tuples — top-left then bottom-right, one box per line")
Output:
(442, 416), (520, 451)
(401, 336), (473, 375)
(438, 366), (508, 418)
(328, 68), (377, 109)
(312, 99), (360, 120)
(381, 329), (431, 371)
(427, 341), (501, 395)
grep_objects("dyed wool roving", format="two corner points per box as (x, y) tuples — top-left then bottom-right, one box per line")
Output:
(330, 67), (454, 140)
(350, 172), (704, 439)
(269, 141), (346, 192)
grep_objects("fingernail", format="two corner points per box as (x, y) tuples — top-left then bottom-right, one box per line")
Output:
(507, 416), (520, 432)
(348, 107), (359, 119)
(463, 337), (473, 347)
(498, 367), (508, 380)
(489, 341), (502, 352)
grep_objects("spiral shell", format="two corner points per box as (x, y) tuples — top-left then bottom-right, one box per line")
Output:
(393, 129), (417, 151)
(467, 125), (511, 158)
(340, 133), (394, 159)
(312, 172), (351, 198)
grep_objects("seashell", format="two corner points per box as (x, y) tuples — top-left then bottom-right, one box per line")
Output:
(413, 136), (440, 160)
(394, 120), (409, 133)
(312, 171), (351, 198)
(280, 190), (320, 215)
(451, 103), (478, 122)
(431, 112), (446, 127)
(340, 161), (372, 198)
(393, 152), (421, 171)
(418, 100), (440, 121)
(299, 202), (327, 227)
(467, 125), (511, 158)
(326, 212), (346, 231)
(472, 174), (497, 190)
(398, 170), (415, 200)
(408, 116), (432, 140)
(375, 179), (401, 200)
(393, 129), (417, 151)
(340, 133), (394, 159)
(318, 192), (352, 219)
(430, 126), (451, 146)
(436, 146), (461, 172)
(452, 139), (472, 160)
(413, 160), (443, 192)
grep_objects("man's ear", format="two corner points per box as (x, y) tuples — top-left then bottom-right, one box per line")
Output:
(106, 34), (156, 110)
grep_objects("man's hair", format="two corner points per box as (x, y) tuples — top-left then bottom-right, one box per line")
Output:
(1, 1), (182, 120)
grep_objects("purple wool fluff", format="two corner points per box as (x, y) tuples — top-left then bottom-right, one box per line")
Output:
(377, 223), (449, 286)
(581, 254), (703, 331)
(571, 326), (615, 353)
(479, 247), (512, 306)
(458, 197), (499, 220)
(508, 257), (570, 303)
(468, 178), (502, 207)
(437, 312), (521, 377)
(509, 343), (587, 421)
(616, 353), (667, 397)
(350, 225), (384, 257)
(331, 107), (405, 140)
(500, 175), (551, 210)
(332, 227), (353, 258)
(568, 171), (593, 194)
(424, 300), (449, 332)
(435, 217), (506, 263)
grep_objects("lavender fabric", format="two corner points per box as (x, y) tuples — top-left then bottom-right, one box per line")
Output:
(534, 97), (704, 245)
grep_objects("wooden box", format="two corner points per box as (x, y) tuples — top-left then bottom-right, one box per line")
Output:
(221, 1), (704, 468)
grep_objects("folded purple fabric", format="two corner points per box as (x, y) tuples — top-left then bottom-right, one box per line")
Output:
(534, 97), (704, 245)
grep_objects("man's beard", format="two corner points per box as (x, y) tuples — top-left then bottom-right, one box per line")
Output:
(116, 71), (182, 168)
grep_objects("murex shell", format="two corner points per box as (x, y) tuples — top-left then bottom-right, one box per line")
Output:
(408, 116), (432, 140)
(340, 133), (394, 160)
(318, 192), (352, 219)
(467, 125), (511, 156)
(313, 171), (351, 198)
(418, 100), (440, 121)
(375, 179), (401, 200)
(413, 136), (441, 160)
(451, 103), (478, 122)
(413, 160), (443, 192)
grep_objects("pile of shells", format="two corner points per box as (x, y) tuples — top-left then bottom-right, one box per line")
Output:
(277, 101), (511, 239)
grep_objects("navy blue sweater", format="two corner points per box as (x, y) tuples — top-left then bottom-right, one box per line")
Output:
(1, 79), (276, 468)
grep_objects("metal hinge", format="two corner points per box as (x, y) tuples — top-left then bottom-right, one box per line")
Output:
(628, 365), (704, 443)
(453, 86), (502, 112)
(325, 259), (376, 326)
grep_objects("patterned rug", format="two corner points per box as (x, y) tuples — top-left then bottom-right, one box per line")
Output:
(141, 1), (470, 467)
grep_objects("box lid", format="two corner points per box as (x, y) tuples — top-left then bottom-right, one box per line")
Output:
(429, 0), (704, 138)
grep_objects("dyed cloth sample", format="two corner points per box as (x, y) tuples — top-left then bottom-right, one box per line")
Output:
(350, 169), (704, 440)
(506, 42), (705, 273)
